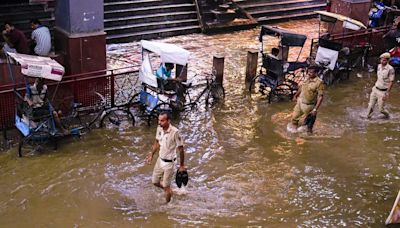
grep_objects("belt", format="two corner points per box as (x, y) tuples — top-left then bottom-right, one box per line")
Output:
(302, 101), (315, 105)
(375, 86), (388, 92)
(160, 158), (176, 162)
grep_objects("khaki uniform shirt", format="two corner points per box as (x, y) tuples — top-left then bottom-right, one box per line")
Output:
(156, 124), (183, 160)
(375, 64), (395, 89)
(300, 77), (325, 105)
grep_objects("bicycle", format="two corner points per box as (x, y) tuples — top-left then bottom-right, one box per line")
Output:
(182, 71), (225, 109)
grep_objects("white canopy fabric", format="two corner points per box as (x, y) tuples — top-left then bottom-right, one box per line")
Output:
(139, 52), (158, 88)
(315, 10), (367, 31)
(315, 46), (339, 70)
(141, 40), (190, 66)
(7, 52), (64, 81)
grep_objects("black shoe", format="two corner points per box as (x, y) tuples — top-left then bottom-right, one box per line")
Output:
(175, 170), (189, 188)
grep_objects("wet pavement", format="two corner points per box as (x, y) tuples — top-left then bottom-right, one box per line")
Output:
(1, 19), (400, 227)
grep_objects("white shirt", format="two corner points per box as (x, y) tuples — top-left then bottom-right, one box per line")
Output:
(31, 26), (51, 56)
(155, 124), (183, 160)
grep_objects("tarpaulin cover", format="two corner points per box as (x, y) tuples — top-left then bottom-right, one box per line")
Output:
(141, 40), (190, 66)
(7, 52), (64, 81)
(315, 10), (367, 30)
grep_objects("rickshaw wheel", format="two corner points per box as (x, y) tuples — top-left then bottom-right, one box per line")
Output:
(322, 71), (335, 86)
(210, 83), (225, 100)
(148, 102), (176, 126)
(249, 75), (270, 100)
(100, 108), (135, 129)
(276, 80), (299, 100)
(18, 132), (51, 157)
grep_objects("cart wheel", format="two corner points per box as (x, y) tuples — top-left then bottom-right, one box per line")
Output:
(18, 139), (24, 157)
(211, 83), (225, 100)
(322, 71), (334, 86)
(272, 80), (297, 102)
(100, 108), (135, 129)
(18, 132), (49, 157)
(53, 137), (58, 150)
(249, 75), (270, 100)
(282, 80), (299, 99)
(148, 102), (175, 126)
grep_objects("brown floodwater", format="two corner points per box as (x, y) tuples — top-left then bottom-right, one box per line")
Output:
(1, 19), (400, 227)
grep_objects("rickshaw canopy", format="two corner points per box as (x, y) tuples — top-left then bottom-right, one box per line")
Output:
(141, 40), (190, 66)
(7, 52), (64, 81)
(315, 11), (367, 30)
(259, 25), (307, 47)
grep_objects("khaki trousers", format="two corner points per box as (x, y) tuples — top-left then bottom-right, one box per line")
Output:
(367, 87), (389, 118)
(152, 157), (174, 187)
(291, 99), (314, 126)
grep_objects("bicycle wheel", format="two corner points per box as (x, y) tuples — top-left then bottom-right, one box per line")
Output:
(100, 108), (135, 129)
(322, 71), (335, 86)
(211, 83), (225, 100)
(62, 91), (107, 133)
(148, 102), (175, 126)
(18, 131), (53, 157)
(249, 75), (270, 99)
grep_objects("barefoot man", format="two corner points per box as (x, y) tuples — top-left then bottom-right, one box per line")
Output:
(289, 65), (325, 133)
(146, 112), (186, 203)
(366, 52), (395, 119)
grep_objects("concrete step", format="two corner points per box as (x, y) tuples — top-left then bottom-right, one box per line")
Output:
(257, 9), (324, 24)
(0, 10), (52, 22)
(104, 3), (196, 18)
(251, 3), (326, 18)
(105, 19), (199, 35)
(104, 11), (197, 27)
(106, 25), (201, 43)
(242, 0), (325, 11)
(0, 3), (45, 12)
(104, 0), (190, 11)
(234, 0), (286, 5)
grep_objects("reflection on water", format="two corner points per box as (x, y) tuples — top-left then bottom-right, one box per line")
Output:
(1, 19), (400, 226)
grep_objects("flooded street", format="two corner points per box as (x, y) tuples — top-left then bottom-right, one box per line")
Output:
(2, 19), (400, 226)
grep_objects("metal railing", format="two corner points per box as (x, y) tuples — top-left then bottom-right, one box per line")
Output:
(0, 66), (139, 131)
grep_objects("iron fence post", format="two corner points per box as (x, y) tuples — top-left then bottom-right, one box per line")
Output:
(110, 70), (115, 107)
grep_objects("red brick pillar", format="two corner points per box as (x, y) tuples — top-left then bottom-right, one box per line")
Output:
(54, 0), (106, 75)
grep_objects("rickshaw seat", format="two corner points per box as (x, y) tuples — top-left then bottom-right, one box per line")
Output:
(156, 78), (178, 95)
(262, 54), (284, 80)
(16, 102), (52, 127)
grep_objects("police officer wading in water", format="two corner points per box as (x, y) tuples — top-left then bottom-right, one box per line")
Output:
(289, 65), (325, 133)
(146, 112), (186, 203)
(366, 52), (395, 119)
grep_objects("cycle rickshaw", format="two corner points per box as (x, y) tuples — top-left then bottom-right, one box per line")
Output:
(5, 52), (85, 157)
(249, 25), (308, 102)
(100, 40), (225, 127)
(311, 11), (368, 85)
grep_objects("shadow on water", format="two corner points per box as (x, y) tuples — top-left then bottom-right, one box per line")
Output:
(1, 19), (400, 226)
